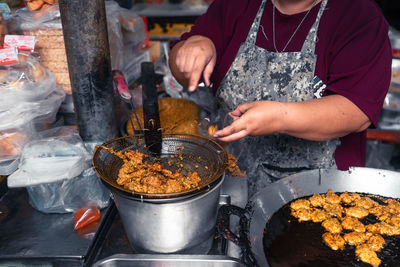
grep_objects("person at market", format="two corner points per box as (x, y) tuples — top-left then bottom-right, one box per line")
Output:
(168, 0), (392, 196)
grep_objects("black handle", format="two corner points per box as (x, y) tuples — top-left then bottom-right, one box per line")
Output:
(217, 204), (259, 267)
(141, 62), (162, 155)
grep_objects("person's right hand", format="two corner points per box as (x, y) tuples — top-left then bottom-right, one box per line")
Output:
(173, 35), (216, 91)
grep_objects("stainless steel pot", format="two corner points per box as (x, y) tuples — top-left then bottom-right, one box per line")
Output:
(112, 176), (224, 254)
(247, 167), (400, 266)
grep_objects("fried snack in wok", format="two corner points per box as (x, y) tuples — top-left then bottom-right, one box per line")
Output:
(289, 190), (400, 266)
(99, 146), (201, 194)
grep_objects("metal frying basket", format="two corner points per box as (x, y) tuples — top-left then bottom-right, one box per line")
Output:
(93, 133), (228, 200)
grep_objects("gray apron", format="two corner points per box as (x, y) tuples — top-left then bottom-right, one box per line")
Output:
(216, 0), (339, 197)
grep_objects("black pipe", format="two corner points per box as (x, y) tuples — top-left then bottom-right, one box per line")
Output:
(58, 0), (118, 142)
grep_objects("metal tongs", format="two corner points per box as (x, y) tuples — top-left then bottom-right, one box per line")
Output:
(112, 69), (142, 134)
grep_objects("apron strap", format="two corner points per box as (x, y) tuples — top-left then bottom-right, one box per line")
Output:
(245, 0), (268, 45)
(301, 0), (328, 54)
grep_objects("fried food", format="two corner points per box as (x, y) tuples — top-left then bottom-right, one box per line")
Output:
(343, 231), (369, 246)
(291, 208), (312, 222)
(322, 218), (342, 234)
(325, 189), (341, 204)
(346, 206), (369, 219)
(127, 98), (200, 135)
(341, 216), (365, 233)
(355, 244), (381, 267)
(99, 146), (202, 194)
(322, 232), (345, 250)
(226, 152), (246, 177)
(290, 199), (311, 210)
(366, 233), (385, 252)
(340, 191), (361, 205)
(354, 197), (378, 210)
(309, 193), (325, 207)
(289, 191), (400, 267)
(310, 209), (329, 223)
(323, 202), (344, 219)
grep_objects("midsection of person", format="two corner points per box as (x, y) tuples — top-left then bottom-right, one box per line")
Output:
(169, 0), (392, 174)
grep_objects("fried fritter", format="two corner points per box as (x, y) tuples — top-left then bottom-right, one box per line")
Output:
(290, 199), (311, 210)
(385, 199), (400, 214)
(291, 208), (312, 222)
(340, 191), (361, 205)
(366, 222), (400, 236)
(309, 193), (325, 207)
(341, 216), (365, 233)
(354, 197), (378, 210)
(343, 231), (369, 246)
(386, 214), (400, 227)
(310, 208), (329, 223)
(323, 203), (344, 219)
(322, 218), (342, 234)
(366, 233), (385, 252)
(325, 189), (341, 204)
(355, 244), (381, 267)
(322, 232), (345, 251)
(346, 206), (369, 219)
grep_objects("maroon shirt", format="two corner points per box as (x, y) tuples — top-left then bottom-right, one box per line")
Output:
(172, 0), (392, 170)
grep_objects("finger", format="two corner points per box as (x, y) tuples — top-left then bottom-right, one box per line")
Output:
(214, 118), (246, 137)
(188, 57), (206, 91)
(217, 130), (248, 142)
(203, 57), (215, 87)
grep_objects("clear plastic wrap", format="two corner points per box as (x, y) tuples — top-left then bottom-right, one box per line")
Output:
(26, 167), (110, 214)
(9, 5), (61, 31)
(7, 127), (92, 188)
(0, 53), (59, 112)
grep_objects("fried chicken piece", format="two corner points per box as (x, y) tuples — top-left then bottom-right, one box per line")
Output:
(354, 197), (378, 210)
(322, 232), (345, 250)
(340, 191), (361, 205)
(385, 199), (400, 214)
(343, 231), (369, 246)
(386, 214), (400, 227)
(226, 152), (246, 177)
(366, 233), (385, 252)
(341, 216), (366, 233)
(366, 223), (382, 234)
(379, 222), (400, 236)
(291, 208), (312, 222)
(325, 189), (341, 204)
(369, 205), (386, 217)
(323, 203), (344, 219)
(346, 206), (369, 219)
(322, 218), (343, 234)
(355, 244), (381, 267)
(309, 193), (325, 207)
(366, 222), (400, 236)
(290, 199), (311, 210)
(311, 208), (329, 223)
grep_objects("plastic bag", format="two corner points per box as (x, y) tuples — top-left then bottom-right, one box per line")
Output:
(9, 5), (62, 31)
(26, 167), (110, 214)
(7, 126), (92, 188)
(73, 202), (101, 229)
(0, 53), (59, 112)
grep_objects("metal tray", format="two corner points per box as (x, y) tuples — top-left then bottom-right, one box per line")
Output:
(93, 254), (245, 267)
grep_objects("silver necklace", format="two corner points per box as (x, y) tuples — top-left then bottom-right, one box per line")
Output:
(272, 0), (317, 53)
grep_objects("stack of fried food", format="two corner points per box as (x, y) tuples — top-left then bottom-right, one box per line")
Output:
(290, 190), (400, 267)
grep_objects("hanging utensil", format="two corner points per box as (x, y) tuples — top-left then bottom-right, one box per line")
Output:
(141, 62), (162, 156)
(112, 69), (143, 135)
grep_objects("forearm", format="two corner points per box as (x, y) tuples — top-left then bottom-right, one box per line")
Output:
(277, 95), (371, 141)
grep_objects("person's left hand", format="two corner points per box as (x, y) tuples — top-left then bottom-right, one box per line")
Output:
(214, 101), (284, 142)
